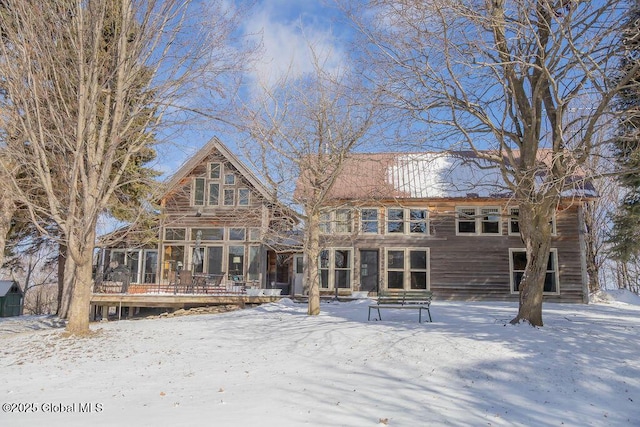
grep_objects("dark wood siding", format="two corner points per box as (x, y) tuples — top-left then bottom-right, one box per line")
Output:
(321, 200), (586, 303)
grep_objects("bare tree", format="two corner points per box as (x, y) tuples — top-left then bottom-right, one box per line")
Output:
(239, 47), (380, 315)
(0, 0), (245, 334)
(351, 0), (636, 325)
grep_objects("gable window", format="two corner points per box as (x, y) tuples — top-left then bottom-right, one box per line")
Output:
(224, 173), (236, 185)
(224, 189), (235, 206)
(209, 162), (221, 179)
(509, 248), (558, 294)
(386, 248), (429, 290)
(386, 208), (428, 235)
(193, 178), (205, 206)
(238, 188), (250, 206)
(456, 207), (501, 235)
(509, 207), (556, 236)
(248, 228), (261, 241)
(208, 183), (219, 206)
(361, 208), (379, 234)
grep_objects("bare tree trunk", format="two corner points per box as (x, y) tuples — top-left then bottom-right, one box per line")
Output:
(511, 201), (554, 326)
(583, 201), (600, 293)
(0, 193), (16, 269)
(306, 212), (321, 315)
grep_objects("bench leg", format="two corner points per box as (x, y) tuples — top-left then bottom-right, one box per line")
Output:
(368, 306), (381, 321)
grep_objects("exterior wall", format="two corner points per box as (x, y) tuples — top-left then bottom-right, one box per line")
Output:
(159, 149), (272, 287)
(318, 200), (586, 303)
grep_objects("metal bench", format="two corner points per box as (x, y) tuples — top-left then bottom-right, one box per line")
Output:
(368, 290), (433, 323)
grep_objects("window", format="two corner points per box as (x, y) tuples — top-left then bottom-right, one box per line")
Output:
(208, 183), (219, 206)
(165, 228), (186, 240)
(319, 212), (331, 234)
(509, 207), (520, 235)
(248, 228), (261, 241)
(509, 207), (556, 236)
(409, 209), (428, 234)
(247, 246), (260, 281)
(510, 249), (558, 294)
(224, 189), (235, 206)
(361, 208), (379, 233)
(228, 246), (244, 276)
(210, 162), (221, 179)
(319, 209), (353, 234)
(319, 249), (353, 289)
(386, 248), (429, 290)
(193, 178), (205, 206)
(191, 228), (223, 241)
(386, 208), (428, 235)
(456, 207), (501, 235)
(335, 209), (352, 234)
(238, 188), (250, 206)
(229, 228), (246, 241)
(387, 209), (404, 233)
(224, 173), (236, 185)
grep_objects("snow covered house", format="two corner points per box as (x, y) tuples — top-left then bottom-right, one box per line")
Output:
(0, 280), (23, 317)
(298, 151), (595, 303)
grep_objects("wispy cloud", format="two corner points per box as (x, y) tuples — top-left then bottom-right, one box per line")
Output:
(243, 1), (349, 89)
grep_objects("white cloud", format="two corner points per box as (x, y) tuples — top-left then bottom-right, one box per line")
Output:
(243, 2), (348, 90)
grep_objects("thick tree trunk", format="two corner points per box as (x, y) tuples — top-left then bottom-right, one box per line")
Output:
(582, 202), (600, 293)
(306, 211), (321, 315)
(65, 230), (96, 334)
(510, 201), (554, 326)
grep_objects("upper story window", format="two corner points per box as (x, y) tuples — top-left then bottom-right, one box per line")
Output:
(386, 208), (428, 235)
(191, 228), (223, 241)
(193, 178), (205, 206)
(508, 207), (556, 236)
(319, 209), (353, 234)
(224, 189), (235, 206)
(360, 208), (379, 234)
(456, 206), (501, 235)
(224, 173), (236, 185)
(238, 188), (250, 206)
(209, 162), (221, 179)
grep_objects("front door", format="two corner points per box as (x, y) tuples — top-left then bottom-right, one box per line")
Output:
(359, 250), (379, 293)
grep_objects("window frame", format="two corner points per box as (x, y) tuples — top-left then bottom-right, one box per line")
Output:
(193, 177), (206, 206)
(238, 188), (251, 206)
(318, 248), (353, 290)
(360, 208), (380, 234)
(456, 206), (502, 236)
(508, 207), (557, 236)
(384, 248), (430, 291)
(209, 162), (221, 180)
(509, 248), (559, 295)
(385, 207), (429, 235)
(318, 209), (353, 235)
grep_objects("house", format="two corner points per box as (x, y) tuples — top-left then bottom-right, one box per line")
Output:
(297, 151), (595, 303)
(0, 280), (23, 317)
(93, 137), (295, 298)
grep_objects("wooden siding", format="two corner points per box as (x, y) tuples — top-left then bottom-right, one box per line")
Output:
(320, 200), (586, 303)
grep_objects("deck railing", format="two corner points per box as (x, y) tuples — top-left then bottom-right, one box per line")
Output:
(93, 274), (254, 295)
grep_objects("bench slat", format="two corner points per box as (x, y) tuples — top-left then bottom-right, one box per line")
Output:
(368, 290), (433, 323)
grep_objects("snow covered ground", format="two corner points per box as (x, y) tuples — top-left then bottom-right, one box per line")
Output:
(1, 292), (639, 426)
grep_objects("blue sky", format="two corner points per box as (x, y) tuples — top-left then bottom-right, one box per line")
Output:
(154, 0), (350, 178)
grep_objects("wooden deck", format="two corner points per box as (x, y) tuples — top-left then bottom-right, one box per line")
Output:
(90, 293), (284, 309)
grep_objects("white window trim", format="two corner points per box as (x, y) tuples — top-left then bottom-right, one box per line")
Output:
(238, 188), (251, 206)
(193, 177), (206, 206)
(319, 248), (354, 290)
(508, 248), (560, 295)
(455, 206), (502, 236)
(385, 207), (429, 235)
(319, 209), (353, 235)
(507, 207), (557, 236)
(209, 162), (222, 180)
(359, 207), (380, 234)
(384, 247), (430, 291)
